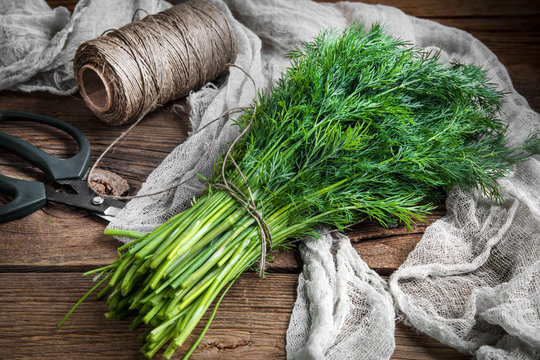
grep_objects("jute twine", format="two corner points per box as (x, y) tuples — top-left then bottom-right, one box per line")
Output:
(74, 0), (237, 126)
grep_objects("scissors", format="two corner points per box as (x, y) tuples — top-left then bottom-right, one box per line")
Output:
(0, 110), (125, 223)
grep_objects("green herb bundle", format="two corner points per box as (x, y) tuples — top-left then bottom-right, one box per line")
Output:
(61, 24), (538, 359)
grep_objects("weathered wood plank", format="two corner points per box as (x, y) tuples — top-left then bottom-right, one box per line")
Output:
(0, 92), (191, 269)
(0, 86), (447, 271)
(45, 0), (540, 18)
(325, 0), (540, 17)
(0, 272), (467, 360)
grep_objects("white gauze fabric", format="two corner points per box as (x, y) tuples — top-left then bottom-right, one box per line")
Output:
(286, 230), (395, 360)
(1, 1), (538, 359)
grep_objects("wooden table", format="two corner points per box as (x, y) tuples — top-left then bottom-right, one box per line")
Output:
(1, 1), (538, 359)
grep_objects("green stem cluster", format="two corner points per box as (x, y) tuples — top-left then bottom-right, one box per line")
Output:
(73, 188), (304, 359)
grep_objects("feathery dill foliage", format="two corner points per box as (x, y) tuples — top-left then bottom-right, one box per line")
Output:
(62, 24), (538, 359)
(228, 23), (529, 230)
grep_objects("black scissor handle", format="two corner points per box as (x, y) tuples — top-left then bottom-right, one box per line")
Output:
(0, 110), (91, 181)
(0, 111), (91, 223)
(0, 175), (46, 223)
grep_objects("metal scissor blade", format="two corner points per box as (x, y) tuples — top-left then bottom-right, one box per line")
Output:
(95, 207), (122, 222)
(45, 185), (124, 221)
(56, 179), (125, 210)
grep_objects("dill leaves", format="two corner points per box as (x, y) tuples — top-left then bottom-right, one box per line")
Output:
(230, 24), (535, 230)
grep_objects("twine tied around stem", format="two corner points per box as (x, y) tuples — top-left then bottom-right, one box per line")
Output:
(212, 64), (273, 277)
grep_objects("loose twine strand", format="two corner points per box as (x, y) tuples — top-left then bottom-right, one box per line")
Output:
(85, 62), (274, 276)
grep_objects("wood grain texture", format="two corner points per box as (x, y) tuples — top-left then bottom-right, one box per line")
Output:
(0, 273), (466, 360)
(1, 0), (538, 359)
(0, 91), (190, 186)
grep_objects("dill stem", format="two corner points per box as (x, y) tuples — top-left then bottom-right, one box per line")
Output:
(149, 192), (229, 269)
(148, 199), (235, 289)
(166, 194), (236, 261)
(176, 278), (237, 360)
(104, 229), (146, 239)
(129, 210), (189, 257)
(57, 272), (113, 328)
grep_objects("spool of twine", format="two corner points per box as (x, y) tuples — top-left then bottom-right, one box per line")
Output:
(74, 0), (237, 126)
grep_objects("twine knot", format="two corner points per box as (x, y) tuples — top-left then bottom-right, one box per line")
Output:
(212, 64), (273, 278)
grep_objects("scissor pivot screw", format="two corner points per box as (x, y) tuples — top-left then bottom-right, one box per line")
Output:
(92, 196), (105, 205)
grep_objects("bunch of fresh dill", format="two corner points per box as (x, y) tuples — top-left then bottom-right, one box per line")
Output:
(61, 24), (538, 359)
